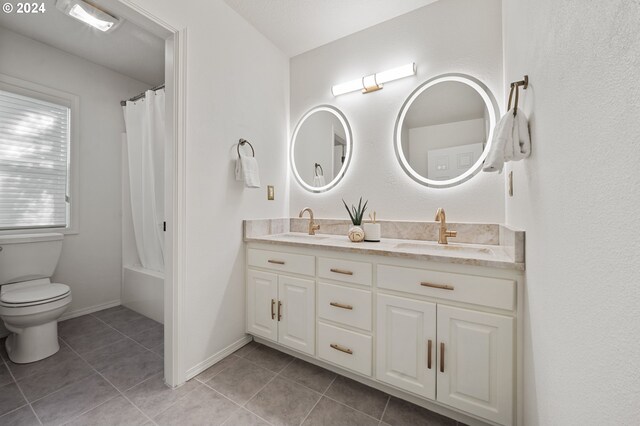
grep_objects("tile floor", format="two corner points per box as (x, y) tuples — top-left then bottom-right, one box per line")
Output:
(0, 306), (465, 426)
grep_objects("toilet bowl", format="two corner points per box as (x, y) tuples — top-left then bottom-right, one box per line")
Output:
(0, 233), (72, 364)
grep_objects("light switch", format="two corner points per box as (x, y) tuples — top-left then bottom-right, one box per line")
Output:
(508, 171), (514, 197)
(267, 185), (275, 200)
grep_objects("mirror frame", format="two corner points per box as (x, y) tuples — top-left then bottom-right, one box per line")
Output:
(290, 105), (353, 193)
(394, 73), (499, 188)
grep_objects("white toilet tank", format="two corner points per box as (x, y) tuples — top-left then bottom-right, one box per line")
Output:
(0, 233), (63, 285)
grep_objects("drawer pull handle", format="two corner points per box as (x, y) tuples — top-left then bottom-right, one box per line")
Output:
(330, 268), (353, 276)
(277, 300), (282, 321)
(271, 299), (275, 320)
(427, 339), (432, 369)
(330, 343), (353, 355)
(440, 342), (445, 373)
(420, 282), (454, 291)
(268, 260), (285, 265)
(329, 302), (353, 310)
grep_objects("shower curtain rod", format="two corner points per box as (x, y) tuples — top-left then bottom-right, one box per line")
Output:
(120, 84), (165, 106)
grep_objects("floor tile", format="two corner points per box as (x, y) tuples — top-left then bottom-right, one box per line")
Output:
(62, 326), (125, 354)
(82, 338), (149, 371)
(99, 350), (163, 391)
(382, 397), (456, 426)
(129, 323), (164, 350)
(0, 382), (27, 416)
(303, 396), (379, 426)
(0, 405), (40, 426)
(31, 373), (118, 425)
(94, 307), (145, 326)
(58, 315), (110, 340)
(280, 358), (337, 393)
(112, 316), (161, 338)
(325, 376), (389, 420)
(246, 376), (321, 426)
(222, 408), (269, 426)
(125, 373), (200, 417)
(5, 344), (76, 381)
(0, 363), (14, 387)
(207, 358), (275, 404)
(233, 341), (259, 358)
(18, 355), (93, 402)
(65, 395), (148, 426)
(196, 354), (239, 383)
(244, 344), (293, 373)
(151, 343), (164, 357)
(153, 385), (238, 426)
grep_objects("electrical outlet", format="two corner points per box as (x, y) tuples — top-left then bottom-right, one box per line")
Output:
(267, 185), (275, 200)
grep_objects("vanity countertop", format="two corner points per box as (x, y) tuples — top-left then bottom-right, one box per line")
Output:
(244, 219), (525, 271)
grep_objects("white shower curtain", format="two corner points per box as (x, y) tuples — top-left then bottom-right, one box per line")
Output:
(123, 89), (165, 272)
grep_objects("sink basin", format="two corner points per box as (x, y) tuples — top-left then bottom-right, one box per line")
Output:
(271, 233), (330, 241)
(394, 242), (495, 256)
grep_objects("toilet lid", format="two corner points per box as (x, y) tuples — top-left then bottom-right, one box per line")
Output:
(1, 283), (70, 305)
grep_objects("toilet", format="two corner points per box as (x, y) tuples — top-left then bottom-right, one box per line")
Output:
(0, 233), (72, 364)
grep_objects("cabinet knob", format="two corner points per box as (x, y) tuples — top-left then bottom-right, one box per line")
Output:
(268, 259), (285, 265)
(330, 268), (353, 276)
(421, 282), (454, 291)
(271, 299), (275, 320)
(330, 343), (353, 355)
(440, 342), (445, 373)
(427, 339), (433, 369)
(329, 302), (353, 310)
(277, 300), (282, 321)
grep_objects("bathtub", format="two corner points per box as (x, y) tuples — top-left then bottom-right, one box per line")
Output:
(122, 265), (164, 324)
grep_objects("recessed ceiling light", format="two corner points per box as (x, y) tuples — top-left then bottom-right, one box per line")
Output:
(55, 0), (121, 33)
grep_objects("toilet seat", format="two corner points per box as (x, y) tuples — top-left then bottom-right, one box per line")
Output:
(0, 283), (71, 308)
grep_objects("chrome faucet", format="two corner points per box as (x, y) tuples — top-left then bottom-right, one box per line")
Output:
(299, 207), (320, 235)
(435, 208), (457, 244)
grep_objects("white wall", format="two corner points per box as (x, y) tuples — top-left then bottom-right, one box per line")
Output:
(289, 0), (504, 222)
(503, 1), (640, 424)
(0, 26), (151, 315)
(125, 0), (290, 375)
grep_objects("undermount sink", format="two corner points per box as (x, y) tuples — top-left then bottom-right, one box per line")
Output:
(273, 233), (330, 241)
(394, 241), (495, 256)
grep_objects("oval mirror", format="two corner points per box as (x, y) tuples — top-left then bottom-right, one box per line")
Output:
(394, 74), (499, 188)
(291, 105), (352, 192)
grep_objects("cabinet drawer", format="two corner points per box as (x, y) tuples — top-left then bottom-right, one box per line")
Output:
(318, 322), (372, 377)
(248, 248), (315, 276)
(318, 282), (372, 331)
(377, 265), (515, 311)
(318, 257), (372, 286)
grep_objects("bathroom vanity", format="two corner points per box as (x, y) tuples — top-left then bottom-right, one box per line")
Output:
(244, 218), (524, 426)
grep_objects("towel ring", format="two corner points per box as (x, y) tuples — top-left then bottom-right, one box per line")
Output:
(314, 163), (324, 177)
(508, 75), (529, 116)
(237, 139), (255, 158)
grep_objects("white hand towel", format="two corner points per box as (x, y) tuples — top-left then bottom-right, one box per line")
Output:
(235, 153), (261, 188)
(483, 108), (531, 173)
(483, 111), (514, 173)
(313, 175), (326, 187)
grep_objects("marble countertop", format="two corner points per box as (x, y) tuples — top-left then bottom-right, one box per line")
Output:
(245, 231), (525, 271)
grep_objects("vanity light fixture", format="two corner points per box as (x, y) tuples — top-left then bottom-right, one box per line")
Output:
(331, 63), (416, 96)
(55, 0), (121, 33)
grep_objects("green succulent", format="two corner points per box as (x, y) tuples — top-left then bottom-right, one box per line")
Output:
(342, 197), (368, 226)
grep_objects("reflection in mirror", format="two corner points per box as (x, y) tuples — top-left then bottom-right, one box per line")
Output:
(291, 105), (352, 192)
(395, 75), (498, 188)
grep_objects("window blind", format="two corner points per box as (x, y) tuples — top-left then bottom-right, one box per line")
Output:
(0, 89), (70, 230)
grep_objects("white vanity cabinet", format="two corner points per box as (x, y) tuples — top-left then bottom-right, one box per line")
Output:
(246, 242), (522, 426)
(246, 249), (315, 355)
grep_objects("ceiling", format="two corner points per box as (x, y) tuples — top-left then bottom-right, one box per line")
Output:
(0, 0), (165, 85)
(223, 0), (439, 57)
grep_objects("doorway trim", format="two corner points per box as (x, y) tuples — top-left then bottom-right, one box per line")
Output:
(117, 0), (187, 387)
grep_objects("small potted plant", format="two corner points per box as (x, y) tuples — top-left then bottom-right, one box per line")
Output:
(342, 197), (368, 242)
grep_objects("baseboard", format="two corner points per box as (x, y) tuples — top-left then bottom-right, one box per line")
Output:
(185, 335), (253, 381)
(60, 299), (122, 321)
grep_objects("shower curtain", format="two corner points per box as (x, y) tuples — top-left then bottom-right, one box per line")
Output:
(123, 89), (165, 272)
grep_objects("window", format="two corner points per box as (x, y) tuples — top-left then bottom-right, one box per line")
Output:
(0, 78), (76, 231)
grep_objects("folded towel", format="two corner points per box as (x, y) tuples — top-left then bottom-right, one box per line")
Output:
(235, 153), (261, 188)
(313, 175), (326, 187)
(483, 108), (530, 173)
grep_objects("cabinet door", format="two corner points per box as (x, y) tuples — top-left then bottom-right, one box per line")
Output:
(247, 269), (278, 341)
(277, 275), (315, 355)
(437, 305), (514, 426)
(376, 294), (436, 400)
